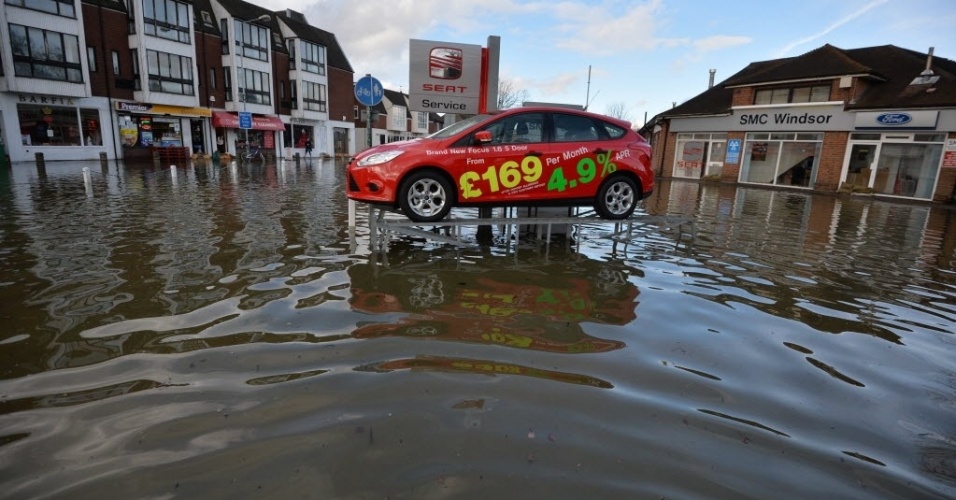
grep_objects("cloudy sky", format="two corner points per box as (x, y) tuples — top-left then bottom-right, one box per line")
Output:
(256, 0), (955, 126)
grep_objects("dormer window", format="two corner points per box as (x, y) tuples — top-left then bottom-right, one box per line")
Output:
(754, 84), (829, 105)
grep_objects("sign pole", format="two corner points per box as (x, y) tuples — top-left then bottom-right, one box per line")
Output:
(366, 105), (371, 148)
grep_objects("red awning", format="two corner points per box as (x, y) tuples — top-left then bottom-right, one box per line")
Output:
(212, 111), (285, 131)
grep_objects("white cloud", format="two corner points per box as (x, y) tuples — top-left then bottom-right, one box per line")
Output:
(774, 0), (889, 57)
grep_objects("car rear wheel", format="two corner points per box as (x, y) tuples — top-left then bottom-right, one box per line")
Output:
(399, 171), (454, 222)
(595, 175), (638, 219)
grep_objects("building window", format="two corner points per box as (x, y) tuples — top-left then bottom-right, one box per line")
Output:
(220, 18), (229, 54)
(301, 40), (326, 75)
(237, 67), (271, 105)
(143, 0), (191, 44)
(208, 68), (216, 89)
(5, 0), (75, 18)
(279, 80), (284, 99)
(417, 112), (427, 130)
(146, 49), (194, 95)
(754, 84), (830, 105)
(112, 50), (120, 75)
(304, 81), (326, 111)
(9, 24), (82, 82)
(739, 132), (822, 188)
(353, 105), (359, 120)
(223, 66), (231, 101)
(234, 19), (268, 62)
(130, 49), (140, 89)
(87, 46), (96, 72)
(287, 39), (296, 69)
(18, 104), (101, 146)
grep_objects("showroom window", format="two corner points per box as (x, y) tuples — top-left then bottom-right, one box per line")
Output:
(739, 132), (822, 188)
(18, 104), (101, 146)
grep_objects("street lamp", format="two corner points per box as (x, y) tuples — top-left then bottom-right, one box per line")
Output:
(236, 13), (271, 159)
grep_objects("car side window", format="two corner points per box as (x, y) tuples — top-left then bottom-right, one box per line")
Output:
(553, 113), (601, 142)
(482, 113), (546, 144)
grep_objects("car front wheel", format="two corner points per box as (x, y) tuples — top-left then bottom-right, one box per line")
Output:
(595, 175), (638, 219)
(399, 171), (454, 222)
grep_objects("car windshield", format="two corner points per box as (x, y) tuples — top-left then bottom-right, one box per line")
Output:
(427, 113), (495, 139)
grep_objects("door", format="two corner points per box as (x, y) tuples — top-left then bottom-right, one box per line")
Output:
(844, 143), (878, 190)
(705, 141), (726, 177)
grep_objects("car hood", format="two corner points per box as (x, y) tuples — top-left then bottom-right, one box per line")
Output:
(354, 137), (435, 160)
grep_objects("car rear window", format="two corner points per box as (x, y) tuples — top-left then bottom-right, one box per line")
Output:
(602, 121), (627, 139)
(553, 113), (601, 142)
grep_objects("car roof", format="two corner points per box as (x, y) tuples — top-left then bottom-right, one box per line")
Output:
(497, 106), (633, 130)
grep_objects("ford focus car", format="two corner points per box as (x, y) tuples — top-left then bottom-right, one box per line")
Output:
(346, 106), (654, 223)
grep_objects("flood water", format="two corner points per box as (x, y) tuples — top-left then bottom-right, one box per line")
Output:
(0, 159), (954, 499)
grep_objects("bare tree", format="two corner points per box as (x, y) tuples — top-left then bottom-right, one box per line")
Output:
(497, 79), (531, 109)
(604, 101), (634, 122)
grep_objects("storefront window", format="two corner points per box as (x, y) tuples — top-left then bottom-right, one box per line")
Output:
(118, 115), (182, 148)
(740, 132), (821, 188)
(285, 125), (313, 148)
(17, 104), (100, 146)
(872, 143), (942, 199)
(673, 133), (727, 179)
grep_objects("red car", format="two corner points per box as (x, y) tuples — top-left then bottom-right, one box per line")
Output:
(346, 106), (654, 223)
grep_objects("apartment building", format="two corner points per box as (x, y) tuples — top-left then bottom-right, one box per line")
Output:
(0, 0), (355, 163)
(643, 44), (956, 203)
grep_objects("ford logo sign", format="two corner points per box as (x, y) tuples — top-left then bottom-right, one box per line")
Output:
(876, 113), (912, 125)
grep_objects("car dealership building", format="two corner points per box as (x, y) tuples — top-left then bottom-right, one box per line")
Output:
(643, 44), (956, 203)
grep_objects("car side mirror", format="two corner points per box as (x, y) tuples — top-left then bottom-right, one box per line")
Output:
(474, 130), (492, 144)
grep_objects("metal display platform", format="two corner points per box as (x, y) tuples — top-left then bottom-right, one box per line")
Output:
(350, 202), (696, 253)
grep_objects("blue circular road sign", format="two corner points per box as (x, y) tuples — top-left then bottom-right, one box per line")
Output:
(355, 74), (384, 107)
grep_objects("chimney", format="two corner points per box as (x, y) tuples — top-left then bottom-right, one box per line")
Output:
(708, 69), (716, 89)
(910, 46), (940, 85)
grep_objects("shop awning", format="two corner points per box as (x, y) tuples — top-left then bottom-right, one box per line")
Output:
(212, 111), (285, 131)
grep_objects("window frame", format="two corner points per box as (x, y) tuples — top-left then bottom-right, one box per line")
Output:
(143, 0), (191, 44)
(303, 81), (326, 112)
(9, 24), (83, 83)
(5, 0), (75, 18)
(234, 19), (269, 62)
(146, 49), (194, 96)
(300, 40), (326, 75)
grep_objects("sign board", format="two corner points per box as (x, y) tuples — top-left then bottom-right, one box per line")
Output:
(670, 104), (851, 132)
(944, 139), (956, 168)
(355, 74), (384, 107)
(854, 110), (939, 130)
(238, 112), (252, 129)
(408, 39), (483, 114)
(726, 139), (741, 164)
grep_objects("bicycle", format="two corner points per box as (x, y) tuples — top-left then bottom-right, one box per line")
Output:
(241, 145), (265, 162)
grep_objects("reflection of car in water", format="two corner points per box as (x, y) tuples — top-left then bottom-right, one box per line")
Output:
(356, 355), (613, 389)
(348, 244), (639, 354)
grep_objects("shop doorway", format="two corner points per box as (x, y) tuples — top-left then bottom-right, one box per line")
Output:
(844, 142), (879, 191)
(190, 119), (205, 154)
(705, 141), (726, 177)
(333, 127), (349, 156)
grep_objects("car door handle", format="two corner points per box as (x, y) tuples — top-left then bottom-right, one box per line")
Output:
(526, 151), (543, 157)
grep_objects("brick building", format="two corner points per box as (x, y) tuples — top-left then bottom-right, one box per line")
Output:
(643, 44), (956, 203)
(0, 0), (355, 163)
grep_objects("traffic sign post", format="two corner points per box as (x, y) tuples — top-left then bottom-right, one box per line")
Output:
(239, 112), (252, 129)
(355, 74), (384, 148)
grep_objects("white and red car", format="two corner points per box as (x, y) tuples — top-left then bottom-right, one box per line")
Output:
(346, 106), (654, 223)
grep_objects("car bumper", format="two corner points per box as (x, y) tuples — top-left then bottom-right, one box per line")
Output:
(346, 166), (398, 204)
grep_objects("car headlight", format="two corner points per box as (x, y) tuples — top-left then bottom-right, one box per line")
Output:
(357, 151), (403, 166)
